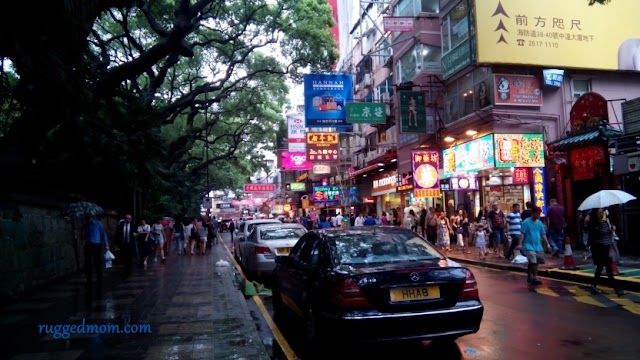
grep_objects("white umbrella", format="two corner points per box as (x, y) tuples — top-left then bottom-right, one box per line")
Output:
(577, 190), (637, 211)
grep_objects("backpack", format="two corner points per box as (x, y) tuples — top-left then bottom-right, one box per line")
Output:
(190, 225), (197, 239)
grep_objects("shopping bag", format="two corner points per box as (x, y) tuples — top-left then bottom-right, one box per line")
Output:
(104, 250), (116, 269)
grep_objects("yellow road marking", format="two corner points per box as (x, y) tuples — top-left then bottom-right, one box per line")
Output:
(534, 287), (560, 297)
(219, 234), (300, 360)
(610, 298), (640, 315)
(574, 295), (607, 307)
(566, 286), (591, 297)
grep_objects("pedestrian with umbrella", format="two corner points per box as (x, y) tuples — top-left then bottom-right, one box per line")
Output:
(586, 208), (625, 297)
(62, 201), (105, 273)
(577, 190), (636, 297)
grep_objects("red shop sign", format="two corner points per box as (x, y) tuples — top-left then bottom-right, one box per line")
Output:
(570, 145), (606, 181)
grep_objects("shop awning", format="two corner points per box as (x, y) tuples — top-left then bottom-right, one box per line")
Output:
(352, 164), (380, 177)
(547, 125), (622, 151)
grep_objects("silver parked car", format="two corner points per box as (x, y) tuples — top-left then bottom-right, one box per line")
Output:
(237, 223), (307, 279)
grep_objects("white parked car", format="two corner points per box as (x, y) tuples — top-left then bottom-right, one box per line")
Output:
(237, 223), (307, 279)
(233, 218), (282, 259)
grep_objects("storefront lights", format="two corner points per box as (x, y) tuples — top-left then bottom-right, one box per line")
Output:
(444, 136), (456, 143)
(465, 130), (478, 136)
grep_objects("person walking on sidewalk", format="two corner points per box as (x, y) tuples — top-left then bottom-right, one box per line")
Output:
(587, 208), (626, 296)
(82, 215), (109, 296)
(487, 202), (508, 258)
(115, 214), (136, 279)
(505, 204), (522, 260)
(516, 206), (549, 285)
(545, 199), (566, 257)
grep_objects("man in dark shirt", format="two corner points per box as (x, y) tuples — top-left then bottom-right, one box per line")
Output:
(521, 201), (534, 221)
(487, 202), (508, 257)
(545, 199), (566, 256)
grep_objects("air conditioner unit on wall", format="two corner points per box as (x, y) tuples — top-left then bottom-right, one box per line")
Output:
(364, 74), (372, 86)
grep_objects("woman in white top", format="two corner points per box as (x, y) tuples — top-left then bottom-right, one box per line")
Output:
(198, 219), (209, 255)
(151, 218), (166, 263)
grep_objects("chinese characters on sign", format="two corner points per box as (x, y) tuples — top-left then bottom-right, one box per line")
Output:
(414, 189), (441, 197)
(287, 115), (306, 152)
(494, 74), (542, 106)
(474, 0), (640, 72)
(346, 103), (386, 124)
(512, 168), (530, 184)
(243, 184), (276, 193)
(382, 16), (415, 32)
(412, 151), (440, 191)
(531, 167), (547, 214)
(494, 133), (545, 167)
(306, 132), (339, 162)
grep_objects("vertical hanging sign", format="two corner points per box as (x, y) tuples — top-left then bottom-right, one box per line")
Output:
(412, 151), (440, 197)
(399, 91), (427, 133)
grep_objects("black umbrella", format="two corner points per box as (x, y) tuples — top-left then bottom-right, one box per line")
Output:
(62, 201), (104, 218)
(62, 201), (104, 271)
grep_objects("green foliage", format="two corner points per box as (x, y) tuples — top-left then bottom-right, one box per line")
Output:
(0, 0), (337, 214)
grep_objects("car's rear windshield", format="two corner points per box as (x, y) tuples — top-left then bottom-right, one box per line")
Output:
(327, 230), (443, 266)
(247, 221), (280, 233)
(259, 228), (306, 240)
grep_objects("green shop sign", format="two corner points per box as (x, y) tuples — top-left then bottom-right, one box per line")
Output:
(346, 102), (386, 124)
(442, 38), (471, 80)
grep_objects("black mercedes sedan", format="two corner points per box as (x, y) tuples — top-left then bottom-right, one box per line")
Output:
(272, 226), (483, 348)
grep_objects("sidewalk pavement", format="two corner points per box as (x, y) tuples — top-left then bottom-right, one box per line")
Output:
(1, 237), (270, 360)
(449, 247), (640, 292)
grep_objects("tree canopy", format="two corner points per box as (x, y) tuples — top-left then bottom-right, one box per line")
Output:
(0, 0), (337, 217)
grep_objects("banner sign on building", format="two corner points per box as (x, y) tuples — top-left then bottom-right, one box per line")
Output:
(531, 167), (547, 215)
(311, 186), (342, 202)
(412, 151), (440, 191)
(442, 38), (472, 79)
(399, 91), (427, 133)
(512, 168), (530, 185)
(494, 74), (543, 106)
(371, 170), (398, 196)
(442, 134), (495, 178)
(494, 133), (545, 167)
(281, 151), (313, 171)
(382, 16), (415, 32)
(303, 74), (353, 127)
(474, 0), (640, 72)
(306, 132), (339, 162)
(288, 182), (306, 191)
(243, 184), (276, 193)
(287, 115), (306, 152)
(543, 69), (564, 87)
(216, 202), (232, 209)
(346, 102), (386, 124)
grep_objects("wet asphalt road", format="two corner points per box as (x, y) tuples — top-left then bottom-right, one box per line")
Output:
(221, 232), (640, 360)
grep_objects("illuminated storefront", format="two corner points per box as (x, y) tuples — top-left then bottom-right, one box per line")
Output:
(442, 133), (546, 216)
(371, 170), (399, 216)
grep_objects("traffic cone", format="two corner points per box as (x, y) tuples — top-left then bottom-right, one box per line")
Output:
(561, 236), (579, 270)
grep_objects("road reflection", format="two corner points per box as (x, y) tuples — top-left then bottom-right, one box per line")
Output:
(272, 314), (464, 360)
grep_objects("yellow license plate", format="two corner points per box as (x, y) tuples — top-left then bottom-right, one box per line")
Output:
(276, 247), (291, 255)
(389, 285), (440, 302)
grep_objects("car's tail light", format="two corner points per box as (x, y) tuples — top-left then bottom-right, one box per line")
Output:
(255, 245), (272, 254)
(459, 269), (479, 300)
(330, 278), (371, 308)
